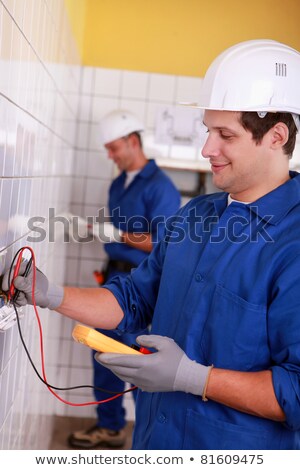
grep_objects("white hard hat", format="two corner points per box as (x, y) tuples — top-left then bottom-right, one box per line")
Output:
(99, 109), (144, 145)
(187, 39), (300, 116)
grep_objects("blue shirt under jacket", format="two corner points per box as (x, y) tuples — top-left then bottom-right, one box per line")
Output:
(104, 159), (181, 266)
(104, 171), (300, 450)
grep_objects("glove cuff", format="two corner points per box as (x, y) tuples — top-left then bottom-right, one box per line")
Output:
(46, 283), (64, 310)
(113, 227), (123, 243)
(174, 354), (210, 397)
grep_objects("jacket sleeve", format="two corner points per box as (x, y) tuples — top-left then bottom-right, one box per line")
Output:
(268, 253), (300, 430)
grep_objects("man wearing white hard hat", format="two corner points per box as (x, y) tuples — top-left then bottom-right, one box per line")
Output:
(4, 40), (300, 449)
(69, 109), (181, 448)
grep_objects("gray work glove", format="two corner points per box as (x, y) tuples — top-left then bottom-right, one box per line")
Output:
(91, 222), (123, 243)
(96, 334), (211, 395)
(1, 262), (64, 309)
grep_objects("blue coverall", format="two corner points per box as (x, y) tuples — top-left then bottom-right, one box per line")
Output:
(104, 171), (300, 449)
(93, 159), (181, 431)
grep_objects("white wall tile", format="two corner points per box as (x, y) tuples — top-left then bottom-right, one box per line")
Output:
(91, 95), (119, 124)
(175, 76), (203, 104)
(121, 70), (149, 100)
(87, 153), (113, 179)
(0, 179), (13, 247)
(84, 178), (110, 207)
(88, 122), (102, 150)
(94, 68), (121, 96)
(71, 176), (85, 204)
(148, 73), (176, 102)
(79, 238), (107, 261)
(74, 150), (89, 176)
(81, 66), (95, 94)
(145, 101), (163, 129)
(77, 258), (104, 287)
(0, 0), (80, 450)
(78, 94), (92, 122)
(70, 340), (93, 369)
(119, 98), (147, 124)
(65, 257), (80, 285)
(76, 122), (90, 149)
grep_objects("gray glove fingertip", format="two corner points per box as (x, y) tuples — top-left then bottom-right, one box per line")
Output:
(94, 353), (116, 368)
(136, 334), (172, 349)
(13, 276), (30, 291)
(136, 335), (151, 345)
(94, 352), (101, 363)
(136, 334), (163, 345)
(95, 353), (112, 365)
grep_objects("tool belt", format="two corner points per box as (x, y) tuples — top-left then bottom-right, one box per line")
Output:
(94, 259), (136, 286)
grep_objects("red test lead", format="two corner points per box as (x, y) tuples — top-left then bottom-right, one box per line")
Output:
(8, 254), (22, 301)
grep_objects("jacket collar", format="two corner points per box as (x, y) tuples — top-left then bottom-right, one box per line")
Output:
(121, 159), (157, 182)
(211, 171), (300, 226)
(136, 159), (158, 179)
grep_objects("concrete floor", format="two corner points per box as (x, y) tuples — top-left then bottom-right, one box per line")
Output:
(49, 416), (134, 450)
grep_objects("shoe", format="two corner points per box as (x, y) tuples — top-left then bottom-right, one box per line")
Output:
(68, 425), (126, 449)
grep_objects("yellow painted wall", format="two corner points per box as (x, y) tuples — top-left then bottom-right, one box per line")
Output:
(68, 0), (300, 77)
(64, 0), (86, 59)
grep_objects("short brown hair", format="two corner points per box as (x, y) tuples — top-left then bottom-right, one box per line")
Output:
(239, 112), (297, 157)
(126, 132), (143, 149)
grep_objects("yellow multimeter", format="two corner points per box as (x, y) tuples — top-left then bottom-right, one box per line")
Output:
(72, 324), (143, 355)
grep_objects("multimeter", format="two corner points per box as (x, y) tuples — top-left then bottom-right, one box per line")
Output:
(72, 324), (152, 355)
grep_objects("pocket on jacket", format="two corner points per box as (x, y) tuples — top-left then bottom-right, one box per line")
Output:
(183, 409), (268, 450)
(200, 284), (267, 370)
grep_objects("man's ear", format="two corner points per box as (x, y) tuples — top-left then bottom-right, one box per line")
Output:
(269, 122), (289, 149)
(129, 133), (139, 148)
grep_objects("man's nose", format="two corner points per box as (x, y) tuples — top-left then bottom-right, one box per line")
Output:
(107, 149), (114, 160)
(201, 134), (220, 159)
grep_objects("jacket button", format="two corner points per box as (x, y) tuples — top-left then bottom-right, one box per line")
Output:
(158, 413), (166, 423)
(195, 273), (203, 282)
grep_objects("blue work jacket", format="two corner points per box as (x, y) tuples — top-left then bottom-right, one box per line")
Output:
(105, 171), (300, 449)
(105, 159), (181, 266)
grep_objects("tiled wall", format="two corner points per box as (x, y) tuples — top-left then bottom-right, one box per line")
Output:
(0, 0), (80, 449)
(2, 0), (300, 451)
